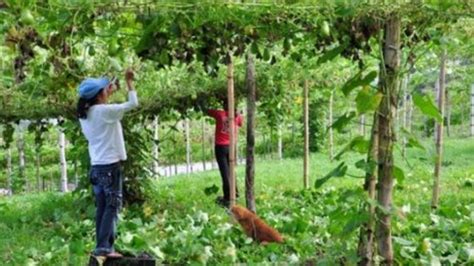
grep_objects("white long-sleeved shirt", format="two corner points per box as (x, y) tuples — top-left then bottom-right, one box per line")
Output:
(80, 91), (138, 165)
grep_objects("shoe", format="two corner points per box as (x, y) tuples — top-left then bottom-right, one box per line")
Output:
(106, 251), (123, 258)
(215, 196), (230, 208)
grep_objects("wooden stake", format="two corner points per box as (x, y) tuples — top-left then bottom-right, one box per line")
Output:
(153, 116), (160, 177)
(375, 14), (401, 265)
(303, 80), (309, 189)
(7, 147), (12, 196)
(59, 127), (68, 193)
(227, 55), (236, 207)
(329, 90), (334, 161)
(185, 118), (191, 174)
(431, 50), (446, 209)
(245, 53), (256, 213)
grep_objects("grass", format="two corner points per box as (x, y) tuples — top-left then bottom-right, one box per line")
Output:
(0, 137), (473, 265)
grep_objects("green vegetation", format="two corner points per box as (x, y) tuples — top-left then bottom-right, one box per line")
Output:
(1, 138), (472, 265)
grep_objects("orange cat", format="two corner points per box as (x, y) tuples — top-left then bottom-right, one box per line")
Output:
(230, 205), (283, 244)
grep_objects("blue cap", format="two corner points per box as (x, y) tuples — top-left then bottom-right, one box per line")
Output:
(78, 77), (110, 100)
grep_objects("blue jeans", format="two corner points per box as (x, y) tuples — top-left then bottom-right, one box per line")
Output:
(90, 162), (123, 256)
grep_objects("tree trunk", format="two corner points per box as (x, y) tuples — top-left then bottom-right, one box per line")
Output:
(17, 129), (26, 192)
(357, 112), (379, 266)
(303, 80), (309, 189)
(431, 50), (446, 209)
(185, 118), (192, 174)
(227, 55), (237, 207)
(59, 129), (68, 193)
(375, 15), (400, 265)
(7, 148), (12, 196)
(245, 53), (257, 213)
(329, 90), (334, 161)
(152, 116), (160, 177)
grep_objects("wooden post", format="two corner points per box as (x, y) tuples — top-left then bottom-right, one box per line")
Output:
(152, 116), (160, 177)
(401, 76), (409, 158)
(360, 115), (366, 137)
(277, 125), (283, 160)
(431, 50), (446, 209)
(227, 54), (237, 207)
(303, 80), (309, 189)
(357, 112), (379, 265)
(245, 53), (257, 213)
(7, 147), (12, 196)
(17, 127), (26, 191)
(185, 118), (191, 174)
(74, 160), (79, 189)
(35, 147), (41, 192)
(329, 90), (334, 161)
(59, 127), (68, 193)
(375, 14), (400, 265)
(445, 87), (451, 137)
(202, 119), (206, 171)
(471, 84), (474, 137)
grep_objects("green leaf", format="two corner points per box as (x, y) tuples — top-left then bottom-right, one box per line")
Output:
(355, 87), (382, 114)
(315, 162), (348, 188)
(412, 93), (442, 122)
(341, 212), (369, 236)
(317, 43), (346, 65)
(393, 166), (405, 184)
(355, 159), (376, 175)
(263, 48), (271, 61)
(204, 184), (219, 195)
(330, 111), (356, 133)
(341, 71), (378, 96)
(335, 136), (369, 160)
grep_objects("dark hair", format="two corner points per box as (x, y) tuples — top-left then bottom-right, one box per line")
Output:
(76, 89), (103, 119)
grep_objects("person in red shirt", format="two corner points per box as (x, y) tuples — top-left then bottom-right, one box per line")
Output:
(205, 99), (243, 207)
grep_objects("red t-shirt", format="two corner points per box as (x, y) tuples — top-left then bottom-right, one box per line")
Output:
(208, 109), (243, 145)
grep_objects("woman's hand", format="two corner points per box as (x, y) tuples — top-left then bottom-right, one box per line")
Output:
(125, 68), (135, 91)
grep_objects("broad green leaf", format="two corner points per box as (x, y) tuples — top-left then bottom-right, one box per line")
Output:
(204, 184), (219, 195)
(412, 93), (442, 122)
(355, 159), (376, 175)
(315, 162), (348, 188)
(393, 166), (405, 184)
(335, 135), (369, 160)
(355, 87), (383, 114)
(342, 71), (378, 96)
(317, 43), (346, 65)
(330, 111), (356, 133)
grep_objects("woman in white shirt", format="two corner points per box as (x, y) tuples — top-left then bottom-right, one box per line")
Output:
(77, 69), (138, 258)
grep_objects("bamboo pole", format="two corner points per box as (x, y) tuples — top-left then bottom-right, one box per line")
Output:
(431, 50), (446, 209)
(357, 112), (379, 265)
(471, 84), (474, 136)
(153, 116), (160, 177)
(303, 80), (309, 189)
(245, 53), (257, 213)
(7, 148), (12, 196)
(59, 128), (68, 193)
(227, 54), (237, 207)
(329, 90), (334, 161)
(375, 14), (400, 265)
(202, 119), (206, 171)
(185, 118), (192, 174)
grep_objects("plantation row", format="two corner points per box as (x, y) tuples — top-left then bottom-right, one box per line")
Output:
(1, 1), (473, 264)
